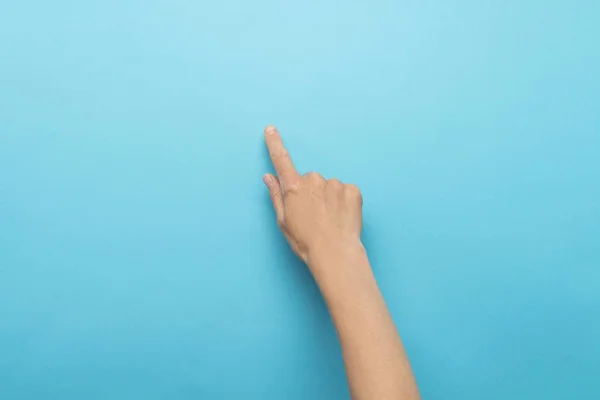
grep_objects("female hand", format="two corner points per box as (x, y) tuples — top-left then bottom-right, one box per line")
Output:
(261, 125), (420, 400)
(262, 125), (365, 267)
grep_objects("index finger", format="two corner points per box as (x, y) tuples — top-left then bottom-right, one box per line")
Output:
(264, 126), (300, 185)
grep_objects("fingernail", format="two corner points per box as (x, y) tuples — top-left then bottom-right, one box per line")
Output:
(264, 125), (277, 136)
(263, 174), (273, 185)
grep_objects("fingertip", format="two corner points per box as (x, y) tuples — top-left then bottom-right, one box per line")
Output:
(263, 174), (274, 186)
(264, 125), (278, 136)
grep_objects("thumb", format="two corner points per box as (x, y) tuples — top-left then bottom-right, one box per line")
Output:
(263, 174), (284, 226)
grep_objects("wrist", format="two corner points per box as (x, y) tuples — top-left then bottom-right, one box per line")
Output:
(306, 236), (371, 282)
(306, 235), (364, 265)
(306, 237), (380, 316)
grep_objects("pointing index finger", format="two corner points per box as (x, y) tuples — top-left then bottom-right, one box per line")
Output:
(264, 126), (299, 186)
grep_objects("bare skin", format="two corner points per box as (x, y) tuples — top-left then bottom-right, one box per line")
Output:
(262, 126), (420, 400)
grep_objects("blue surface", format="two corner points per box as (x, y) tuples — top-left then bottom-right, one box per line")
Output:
(1, 1), (599, 399)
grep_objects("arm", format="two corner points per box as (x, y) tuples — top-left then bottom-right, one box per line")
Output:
(263, 126), (420, 400)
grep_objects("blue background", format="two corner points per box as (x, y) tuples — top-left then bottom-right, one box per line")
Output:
(1, 1), (599, 399)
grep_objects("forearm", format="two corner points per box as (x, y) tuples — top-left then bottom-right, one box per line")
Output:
(308, 241), (420, 400)
(263, 126), (419, 399)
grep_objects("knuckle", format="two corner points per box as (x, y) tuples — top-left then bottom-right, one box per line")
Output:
(305, 172), (325, 184)
(270, 189), (282, 200)
(272, 149), (289, 160)
(346, 183), (360, 192)
(284, 179), (301, 192)
(328, 178), (343, 187)
(346, 184), (362, 199)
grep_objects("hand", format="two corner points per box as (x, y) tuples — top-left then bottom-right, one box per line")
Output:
(262, 125), (364, 267)
(262, 126), (420, 400)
